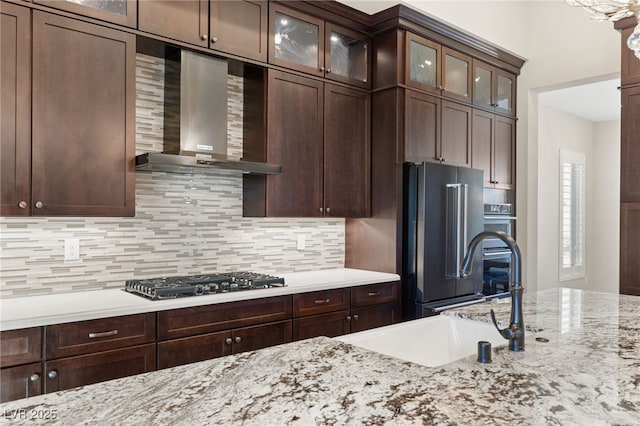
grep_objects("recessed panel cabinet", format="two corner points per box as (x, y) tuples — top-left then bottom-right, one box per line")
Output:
(472, 110), (515, 189)
(269, 4), (369, 88)
(138, 0), (268, 62)
(0, 2), (31, 216)
(0, 327), (43, 402)
(473, 59), (516, 117)
(244, 70), (370, 218)
(2, 9), (135, 217)
(404, 90), (472, 167)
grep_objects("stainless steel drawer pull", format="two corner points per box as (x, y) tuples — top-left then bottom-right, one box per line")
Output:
(88, 330), (118, 339)
(314, 298), (331, 305)
(368, 291), (381, 297)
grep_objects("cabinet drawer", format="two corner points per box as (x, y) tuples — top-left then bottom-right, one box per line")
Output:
(293, 288), (350, 317)
(0, 362), (43, 402)
(292, 310), (351, 341)
(351, 282), (400, 308)
(45, 313), (155, 359)
(44, 343), (155, 393)
(158, 331), (232, 370)
(158, 295), (292, 340)
(0, 327), (42, 368)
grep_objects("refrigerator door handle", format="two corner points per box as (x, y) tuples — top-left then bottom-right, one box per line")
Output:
(461, 183), (468, 275)
(445, 183), (463, 278)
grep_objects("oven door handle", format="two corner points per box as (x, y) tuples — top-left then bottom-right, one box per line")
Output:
(483, 250), (513, 258)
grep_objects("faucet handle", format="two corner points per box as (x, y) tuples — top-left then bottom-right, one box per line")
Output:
(490, 309), (513, 340)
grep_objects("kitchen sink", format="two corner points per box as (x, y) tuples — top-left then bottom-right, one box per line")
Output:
(337, 315), (506, 367)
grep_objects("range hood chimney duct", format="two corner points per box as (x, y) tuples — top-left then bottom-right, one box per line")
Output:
(136, 50), (280, 175)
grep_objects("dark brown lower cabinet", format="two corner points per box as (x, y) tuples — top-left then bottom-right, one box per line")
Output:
(44, 344), (156, 393)
(158, 320), (292, 369)
(0, 363), (43, 402)
(293, 310), (351, 340)
(292, 282), (401, 341)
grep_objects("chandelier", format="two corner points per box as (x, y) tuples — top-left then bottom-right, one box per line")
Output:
(566, 0), (640, 59)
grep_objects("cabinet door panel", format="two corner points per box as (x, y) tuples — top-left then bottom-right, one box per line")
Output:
(44, 344), (155, 393)
(325, 23), (369, 88)
(495, 69), (516, 116)
(31, 12), (135, 216)
(0, 2), (31, 216)
(621, 86), (640, 202)
(472, 109), (494, 187)
(210, 0), (267, 62)
(404, 90), (440, 163)
(266, 71), (324, 216)
(493, 116), (516, 189)
(158, 295), (292, 340)
(621, 27), (640, 85)
(293, 288), (350, 317)
(351, 282), (400, 308)
(351, 303), (400, 333)
(405, 32), (440, 94)
(157, 331), (232, 369)
(46, 313), (156, 359)
(292, 310), (351, 340)
(34, 0), (137, 28)
(0, 363), (43, 402)
(269, 5), (324, 77)
(621, 202), (640, 295)
(324, 84), (371, 218)
(138, 0), (208, 47)
(231, 320), (292, 354)
(0, 327), (42, 368)
(441, 100), (472, 167)
(442, 47), (471, 103)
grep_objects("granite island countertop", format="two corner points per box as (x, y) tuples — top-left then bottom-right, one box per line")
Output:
(1, 288), (638, 425)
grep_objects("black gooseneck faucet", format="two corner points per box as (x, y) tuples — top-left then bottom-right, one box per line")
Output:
(460, 231), (525, 352)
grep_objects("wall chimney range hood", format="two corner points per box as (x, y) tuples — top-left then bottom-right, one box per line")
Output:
(135, 50), (281, 175)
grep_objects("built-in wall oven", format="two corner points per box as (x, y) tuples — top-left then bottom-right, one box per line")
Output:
(483, 203), (516, 298)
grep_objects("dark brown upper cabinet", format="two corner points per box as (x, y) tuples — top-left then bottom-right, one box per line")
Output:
(472, 59), (516, 116)
(472, 110), (515, 189)
(30, 11), (135, 216)
(139, 0), (268, 62)
(34, 0), (137, 28)
(269, 4), (369, 88)
(404, 90), (471, 167)
(0, 2), (31, 216)
(243, 70), (370, 218)
(405, 33), (472, 103)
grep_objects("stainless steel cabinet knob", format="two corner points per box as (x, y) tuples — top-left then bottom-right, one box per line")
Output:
(47, 370), (58, 379)
(353, 314), (359, 320)
(234, 336), (241, 343)
(211, 37), (218, 43)
(18, 201), (27, 209)
(346, 316), (352, 322)
(319, 207), (324, 213)
(225, 338), (232, 345)
(319, 66), (325, 72)
(29, 373), (41, 382)
(201, 35), (207, 41)
(326, 68), (331, 73)
(326, 207), (331, 214)
(35, 201), (43, 209)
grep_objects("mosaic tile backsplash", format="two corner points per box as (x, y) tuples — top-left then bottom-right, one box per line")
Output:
(0, 54), (345, 298)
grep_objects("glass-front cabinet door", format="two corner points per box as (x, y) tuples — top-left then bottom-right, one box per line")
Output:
(269, 5), (324, 77)
(442, 47), (472, 102)
(325, 23), (369, 88)
(472, 59), (516, 116)
(405, 32), (441, 94)
(34, 0), (136, 27)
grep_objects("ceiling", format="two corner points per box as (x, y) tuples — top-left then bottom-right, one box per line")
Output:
(338, 0), (622, 123)
(538, 79), (621, 123)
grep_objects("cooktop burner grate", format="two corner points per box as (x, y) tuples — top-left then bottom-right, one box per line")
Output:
(124, 272), (285, 300)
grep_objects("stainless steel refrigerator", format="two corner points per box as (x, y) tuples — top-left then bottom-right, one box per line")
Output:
(402, 162), (484, 319)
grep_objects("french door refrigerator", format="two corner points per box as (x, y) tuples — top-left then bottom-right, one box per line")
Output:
(402, 162), (484, 319)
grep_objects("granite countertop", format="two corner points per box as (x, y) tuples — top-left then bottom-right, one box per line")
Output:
(0, 268), (400, 330)
(1, 288), (638, 425)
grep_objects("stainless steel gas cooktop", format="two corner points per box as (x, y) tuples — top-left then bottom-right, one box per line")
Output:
(124, 272), (285, 300)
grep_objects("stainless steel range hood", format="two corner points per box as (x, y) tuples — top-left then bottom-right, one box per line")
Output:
(136, 50), (281, 175)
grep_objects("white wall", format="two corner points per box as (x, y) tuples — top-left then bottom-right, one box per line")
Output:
(535, 104), (619, 293)
(340, 0), (622, 291)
